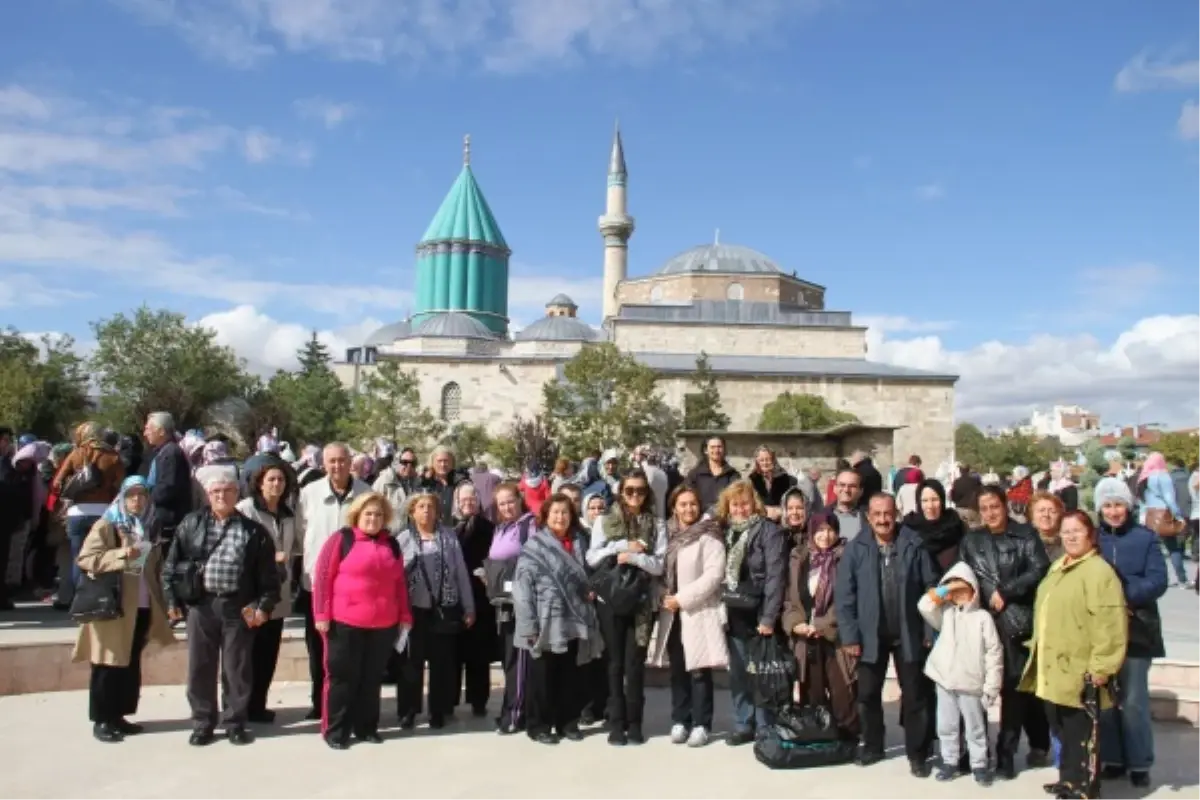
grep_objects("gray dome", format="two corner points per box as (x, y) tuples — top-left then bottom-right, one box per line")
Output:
(546, 293), (577, 308)
(363, 320), (411, 346)
(409, 312), (495, 340)
(515, 315), (602, 343)
(656, 243), (782, 276)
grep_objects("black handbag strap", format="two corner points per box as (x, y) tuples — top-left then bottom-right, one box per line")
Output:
(198, 514), (235, 567)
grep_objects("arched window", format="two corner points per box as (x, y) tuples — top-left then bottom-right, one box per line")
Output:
(726, 282), (744, 301)
(649, 285), (664, 304)
(440, 381), (461, 422)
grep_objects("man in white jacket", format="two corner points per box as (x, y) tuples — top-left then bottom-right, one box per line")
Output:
(918, 561), (1003, 786)
(296, 442), (372, 719)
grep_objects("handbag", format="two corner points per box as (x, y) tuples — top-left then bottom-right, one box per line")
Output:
(417, 537), (465, 635)
(722, 580), (763, 611)
(173, 520), (233, 605)
(70, 570), (123, 624)
(589, 558), (651, 616)
(1145, 508), (1185, 537)
(60, 457), (101, 502)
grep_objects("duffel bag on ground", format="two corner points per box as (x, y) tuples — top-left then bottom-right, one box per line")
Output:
(753, 726), (856, 770)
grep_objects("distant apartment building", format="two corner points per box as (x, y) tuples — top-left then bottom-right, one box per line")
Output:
(1029, 405), (1102, 447)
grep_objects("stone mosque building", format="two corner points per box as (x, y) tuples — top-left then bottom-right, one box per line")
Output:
(335, 129), (957, 470)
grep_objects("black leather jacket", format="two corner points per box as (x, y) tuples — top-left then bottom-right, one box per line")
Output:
(162, 508), (281, 613)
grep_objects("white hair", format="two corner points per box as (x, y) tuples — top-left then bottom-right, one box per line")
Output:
(147, 411), (175, 433)
(196, 465), (239, 490)
(323, 442), (351, 460)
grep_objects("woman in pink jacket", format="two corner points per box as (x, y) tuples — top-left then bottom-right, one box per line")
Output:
(312, 492), (412, 749)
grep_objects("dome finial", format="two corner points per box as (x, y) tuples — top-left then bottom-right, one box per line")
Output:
(463, 133), (471, 166)
(714, 228), (720, 245)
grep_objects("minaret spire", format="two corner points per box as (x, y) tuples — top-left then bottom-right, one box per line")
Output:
(463, 134), (471, 167)
(599, 120), (635, 322)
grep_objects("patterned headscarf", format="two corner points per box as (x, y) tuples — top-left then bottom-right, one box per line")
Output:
(202, 440), (229, 465)
(806, 512), (842, 617)
(103, 475), (154, 543)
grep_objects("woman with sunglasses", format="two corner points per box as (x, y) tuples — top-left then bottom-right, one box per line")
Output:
(586, 469), (666, 746)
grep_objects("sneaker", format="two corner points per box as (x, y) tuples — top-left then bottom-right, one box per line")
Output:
(669, 724), (689, 744)
(686, 726), (709, 748)
(935, 764), (956, 782)
(973, 769), (993, 787)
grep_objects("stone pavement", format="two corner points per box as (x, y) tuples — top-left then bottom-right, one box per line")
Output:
(2, 683), (1196, 799)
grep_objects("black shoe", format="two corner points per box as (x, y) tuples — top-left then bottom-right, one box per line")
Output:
(727, 729), (756, 747)
(973, 769), (993, 787)
(227, 727), (253, 746)
(92, 722), (124, 743)
(626, 724), (645, 745)
(1026, 748), (1049, 768)
(324, 735), (350, 750)
(533, 731), (558, 745)
(429, 715), (445, 730)
(471, 705), (488, 718)
(1130, 771), (1151, 788)
(957, 754), (971, 774)
(910, 759), (932, 778)
(560, 724), (584, 742)
(1101, 765), (1127, 780)
(0, 598), (15, 612)
(856, 749), (884, 766)
(579, 709), (596, 726)
(358, 732), (383, 744)
(304, 708), (321, 721)
(113, 718), (143, 736)
(996, 760), (1016, 781)
(189, 729), (215, 747)
(399, 713), (416, 730)
(934, 764), (956, 782)
(1043, 781), (1065, 796)
(248, 709), (276, 724)
(607, 729), (628, 746)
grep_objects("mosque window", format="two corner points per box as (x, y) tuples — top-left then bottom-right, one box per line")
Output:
(726, 282), (744, 301)
(440, 381), (462, 422)
(649, 285), (663, 304)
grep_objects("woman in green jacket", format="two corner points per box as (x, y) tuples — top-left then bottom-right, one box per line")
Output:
(1019, 510), (1127, 800)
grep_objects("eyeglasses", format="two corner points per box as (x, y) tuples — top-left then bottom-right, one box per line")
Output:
(622, 487), (647, 497)
(398, 460), (415, 466)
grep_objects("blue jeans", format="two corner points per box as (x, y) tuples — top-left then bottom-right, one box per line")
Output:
(726, 633), (775, 733)
(1162, 535), (1189, 584)
(66, 514), (100, 595)
(1100, 657), (1154, 771)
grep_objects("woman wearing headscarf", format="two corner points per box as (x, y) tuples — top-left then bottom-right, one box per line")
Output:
(235, 459), (300, 723)
(578, 487), (610, 726)
(512, 493), (603, 744)
(586, 468), (667, 746)
(1093, 477), (1168, 790)
(1136, 452), (1189, 588)
(649, 485), (727, 748)
(452, 482), (496, 717)
(900, 478), (966, 579)
(781, 511), (858, 742)
(779, 487), (809, 552)
(1047, 461), (1078, 513)
(715, 479), (787, 746)
(959, 485), (1051, 779)
(72, 476), (176, 742)
(52, 422), (125, 607)
(9, 441), (49, 593)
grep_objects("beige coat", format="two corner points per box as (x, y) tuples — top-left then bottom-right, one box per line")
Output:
(649, 534), (728, 671)
(71, 519), (177, 667)
(236, 497), (299, 619)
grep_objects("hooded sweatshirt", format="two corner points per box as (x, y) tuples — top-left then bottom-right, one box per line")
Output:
(918, 561), (1003, 698)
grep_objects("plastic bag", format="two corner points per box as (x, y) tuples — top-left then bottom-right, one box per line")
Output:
(775, 704), (838, 745)
(746, 635), (796, 711)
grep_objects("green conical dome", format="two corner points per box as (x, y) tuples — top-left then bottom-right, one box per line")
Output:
(420, 165), (508, 247)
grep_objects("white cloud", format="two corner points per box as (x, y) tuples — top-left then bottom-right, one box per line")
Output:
(1115, 52), (1199, 93)
(0, 85), (55, 120)
(1075, 262), (1168, 310)
(198, 304), (383, 374)
(1, 184), (191, 215)
(867, 314), (1200, 428)
(914, 182), (945, 201)
(1178, 99), (1199, 140)
(211, 186), (307, 219)
(0, 272), (92, 308)
(242, 128), (312, 164)
(114, 0), (825, 72)
(294, 96), (357, 128)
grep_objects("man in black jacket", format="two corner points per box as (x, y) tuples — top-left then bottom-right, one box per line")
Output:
(836, 493), (938, 775)
(143, 412), (194, 542)
(686, 436), (740, 514)
(164, 468), (280, 747)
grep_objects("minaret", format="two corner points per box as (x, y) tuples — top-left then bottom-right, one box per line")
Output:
(598, 122), (635, 322)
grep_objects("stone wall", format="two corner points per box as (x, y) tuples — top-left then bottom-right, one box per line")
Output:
(612, 321), (867, 358)
(676, 428), (894, 476)
(617, 273), (825, 308)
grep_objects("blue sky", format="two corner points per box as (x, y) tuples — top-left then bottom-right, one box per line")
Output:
(1, 0), (1197, 427)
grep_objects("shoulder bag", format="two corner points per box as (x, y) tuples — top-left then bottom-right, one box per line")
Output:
(61, 452), (102, 502)
(173, 519), (234, 605)
(417, 535), (465, 635)
(70, 570), (123, 624)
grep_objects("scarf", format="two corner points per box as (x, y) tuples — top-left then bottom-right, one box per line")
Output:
(724, 515), (761, 589)
(1049, 460), (1075, 493)
(665, 517), (722, 594)
(808, 545), (839, 617)
(600, 505), (657, 647)
(900, 478), (965, 558)
(407, 526), (459, 607)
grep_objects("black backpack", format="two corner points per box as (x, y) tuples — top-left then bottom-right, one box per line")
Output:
(588, 556), (651, 617)
(339, 527), (402, 560)
(483, 517), (534, 605)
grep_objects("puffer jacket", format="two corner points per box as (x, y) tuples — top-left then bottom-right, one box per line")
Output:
(918, 561), (1003, 698)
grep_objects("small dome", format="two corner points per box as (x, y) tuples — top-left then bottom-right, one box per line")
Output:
(546, 293), (577, 309)
(656, 243), (782, 276)
(410, 312), (496, 340)
(363, 320), (411, 346)
(515, 315), (602, 343)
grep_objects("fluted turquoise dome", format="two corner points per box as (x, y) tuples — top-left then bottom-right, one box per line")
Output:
(412, 139), (512, 336)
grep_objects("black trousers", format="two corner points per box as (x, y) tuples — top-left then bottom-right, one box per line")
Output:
(525, 641), (582, 737)
(1046, 701), (1100, 798)
(857, 640), (929, 762)
(666, 613), (714, 730)
(249, 618), (284, 715)
(498, 615), (529, 729)
(998, 684), (1051, 763)
(581, 651), (610, 722)
(600, 608), (647, 728)
(397, 607), (456, 720)
(89, 608), (150, 723)
(323, 621), (396, 742)
(300, 590), (325, 713)
(455, 615), (493, 711)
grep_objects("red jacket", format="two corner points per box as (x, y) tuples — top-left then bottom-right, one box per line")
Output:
(312, 528), (412, 630)
(519, 477), (551, 517)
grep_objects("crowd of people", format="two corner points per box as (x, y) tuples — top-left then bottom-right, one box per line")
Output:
(0, 419), (1194, 799)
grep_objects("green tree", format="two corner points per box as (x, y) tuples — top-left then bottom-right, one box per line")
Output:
(442, 423), (492, 467)
(1116, 435), (1139, 462)
(341, 361), (443, 451)
(757, 392), (858, 432)
(1081, 437), (1112, 474)
(542, 342), (677, 454)
(509, 414), (559, 473)
(487, 434), (519, 472)
(273, 333), (350, 446)
(1157, 431), (1199, 468)
(0, 329), (90, 440)
(682, 352), (730, 431)
(90, 307), (251, 432)
(954, 423), (993, 470)
(986, 432), (1063, 475)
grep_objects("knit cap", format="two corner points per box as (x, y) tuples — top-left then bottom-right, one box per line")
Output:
(1093, 476), (1134, 511)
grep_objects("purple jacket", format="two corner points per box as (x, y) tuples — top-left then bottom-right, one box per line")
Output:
(471, 467), (501, 522)
(487, 512), (535, 561)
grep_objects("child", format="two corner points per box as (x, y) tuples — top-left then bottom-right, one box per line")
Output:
(917, 562), (1003, 786)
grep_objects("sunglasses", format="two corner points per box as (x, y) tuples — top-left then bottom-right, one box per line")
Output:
(398, 460), (415, 466)
(622, 486), (647, 497)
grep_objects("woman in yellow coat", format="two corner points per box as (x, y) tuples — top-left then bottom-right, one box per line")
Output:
(1019, 510), (1127, 800)
(72, 476), (177, 743)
